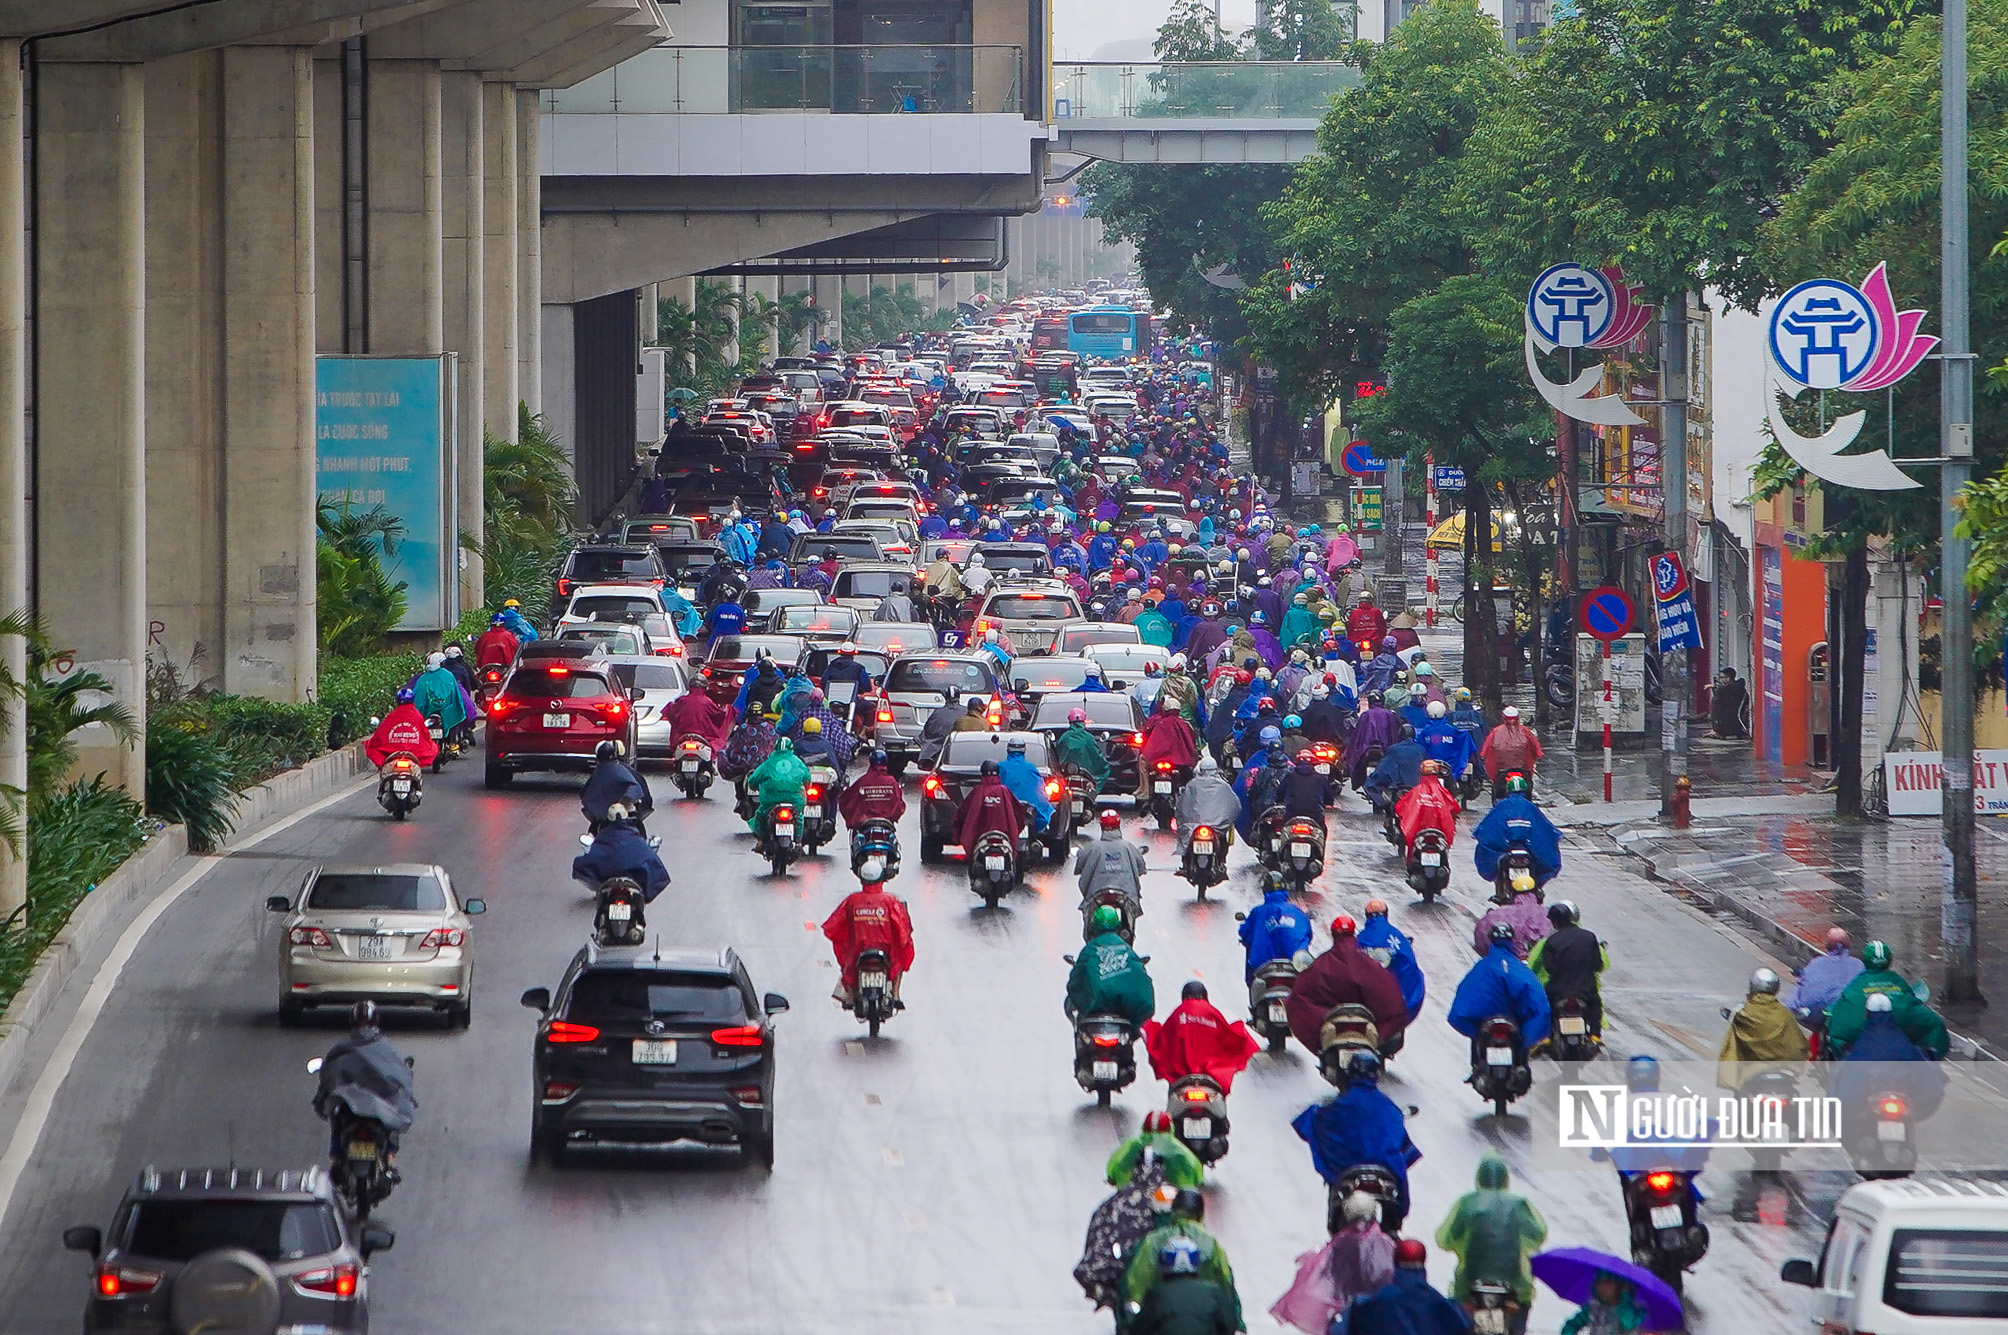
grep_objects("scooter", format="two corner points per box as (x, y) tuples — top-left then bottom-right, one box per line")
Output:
(669, 734), (716, 799)
(1550, 995), (1600, 1064)
(1352, 744), (1385, 796)
(590, 874), (647, 947)
(1469, 1016), (1532, 1117)
(801, 766), (839, 853)
(1466, 1280), (1522, 1335)
(1493, 847), (1542, 902)
(1237, 949), (1298, 1054)
(1166, 1074), (1230, 1164)
(477, 662), (506, 705)
(849, 818), (902, 884)
(733, 777), (759, 824)
(850, 946), (898, 1038)
(424, 714), (452, 773)
(1145, 760), (1190, 831)
(1326, 1164), (1404, 1236)
(1381, 794), (1408, 850)
(1278, 817), (1326, 893)
(1405, 827), (1451, 902)
(1458, 763), (1486, 805)
(1063, 767), (1097, 826)
(761, 803), (802, 877)
(1067, 1006), (1139, 1108)
(1179, 825), (1230, 897)
(1309, 742), (1343, 805)
(1253, 806), (1290, 871)
(306, 1053), (413, 1224)
(969, 829), (1017, 907)
(1080, 886), (1140, 943)
(376, 754), (423, 820)
(1623, 1168), (1709, 1295)
(1317, 1003), (1382, 1088)
(1848, 1088), (1918, 1180)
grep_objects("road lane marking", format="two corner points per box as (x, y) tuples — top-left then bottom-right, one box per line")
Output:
(0, 776), (370, 1232)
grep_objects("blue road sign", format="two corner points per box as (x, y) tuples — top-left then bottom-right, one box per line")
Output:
(1579, 586), (1635, 642)
(1650, 552), (1704, 652)
(1432, 466), (1466, 490)
(1341, 441), (1387, 476)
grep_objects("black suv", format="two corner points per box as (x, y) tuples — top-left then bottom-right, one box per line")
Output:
(522, 945), (789, 1167)
(552, 544), (668, 618)
(64, 1165), (391, 1333)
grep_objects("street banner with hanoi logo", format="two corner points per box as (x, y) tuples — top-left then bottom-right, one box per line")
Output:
(1648, 551), (1703, 652)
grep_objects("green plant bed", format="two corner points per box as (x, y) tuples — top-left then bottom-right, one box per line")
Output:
(0, 779), (153, 1011)
(318, 651), (424, 748)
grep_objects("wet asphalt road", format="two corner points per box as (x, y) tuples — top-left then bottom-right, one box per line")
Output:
(0, 749), (1835, 1333)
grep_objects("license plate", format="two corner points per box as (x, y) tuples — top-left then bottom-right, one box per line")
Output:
(1559, 1016), (1587, 1035)
(1182, 1117), (1211, 1140)
(1072, 800), (1086, 815)
(345, 1140), (377, 1161)
(607, 901), (632, 921)
(1420, 852), (1441, 867)
(681, 760), (700, 772)
(1291, 841), (1311, 857)
(1649, 1203), (1682, 1229)
(774, 823), (794, 836)
(1154, 781), (1172, 793)
(391, 779), (412, 794)
(1091, 1061), (1117, 1082)
(632, 1039), (678, 1065)
(1486, 1046), (1513, 1065)
(1474, 1311), (1506, 1335)
(859, 972), (888, 989)
(1193, 840), (1213, 853)
(1268, 1003), (1287, 1023)
(357, 936), (395, 961)
(1878, 1120), (1908, 1142)
(1316, 764), (1331, 775)
(544, 712), (570, 729)
(806, 805), (822, 818)
(428, 727), (444, 740)
(984, 855), (1005, 870)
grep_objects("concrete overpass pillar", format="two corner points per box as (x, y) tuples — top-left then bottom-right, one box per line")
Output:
(483, 81), (519, 443)
(367, 61), (442, 356)
(36, 62), (147, 791)
(0, 39), (26, 921)
(441, 70), (484, 611)
(515, 89), (541, 417)
(813, 274), (841, 348)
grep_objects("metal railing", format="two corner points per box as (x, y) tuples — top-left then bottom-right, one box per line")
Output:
(1050, 61), (1358, 119)
(545, 44), (1025, 115)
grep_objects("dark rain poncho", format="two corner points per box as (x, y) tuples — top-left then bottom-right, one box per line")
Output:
(313, 1034), (418, 1136)
(1433, 1155), (1547, 1304)
(1075, 1160), (1171, 1310)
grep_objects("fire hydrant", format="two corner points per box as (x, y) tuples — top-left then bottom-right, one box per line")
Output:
(1670, 774), (1693, 829)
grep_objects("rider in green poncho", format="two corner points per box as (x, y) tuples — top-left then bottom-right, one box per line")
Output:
(1435, 1154), (1547, 1319)
(1122, 1190), (1243, 1331)
(1054, 711), (1112, 793)
(746, 737), (809, 843)
(1106, 1112), (1206, 1189)
(1279, 593), (1322, 651)
(1067, 907), (1155, 1025)
(1821, 940), (1949, 1058)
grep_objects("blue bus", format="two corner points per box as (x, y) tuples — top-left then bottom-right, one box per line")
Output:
(1068, 306), (1152, 360)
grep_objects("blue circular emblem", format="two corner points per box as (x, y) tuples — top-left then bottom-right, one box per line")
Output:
(1768, 279), (1881, 390)
(1526, 263), (1616, 348)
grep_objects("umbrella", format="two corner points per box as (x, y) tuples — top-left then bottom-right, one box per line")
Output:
(1530, 1248), (1684, 1330)
(666, 386), (700, 402)
(1425, 512), (1503, 551)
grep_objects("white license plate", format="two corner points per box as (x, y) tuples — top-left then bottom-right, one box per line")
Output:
(607, 901), (632, 921)
(1193, 840), (1214, 854)
(1316, 764), (1331, 775)
(1291, 841), (1311, 857)
(1420, 852), (1441, 867)
(1182, 1117), (1211, 1140)
(356, 936), (395, 962)
(1649, 1203), (1683, 1229)
(681, 760), (700, 772)
(774, 823), (794, 836)
(859, 972), (888, 989)
(984, 855), (1005, 870)
(544, 712), (570, 729)
(1486, 1046), (1513, 1065)
(632, 1039), (678, 1065)
(1154, 781), (1172, 793)
(805, 805), (822, 818)
(1474, 1310), (1507, 1335)
(1268, 1003), (1287, 1023)
(391, 779), (412, 794)
(345, 1140), (378, 1161)
(1072, 800), (1086, 815)
(1558, 1016), (1587, 1035)
(1091, 1061), (1118, 1082)
(1878, 1120), (1908, 1142)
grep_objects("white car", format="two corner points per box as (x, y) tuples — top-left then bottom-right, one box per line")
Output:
(604, 654), (690, 757)
(1781, 1177), (2008, 1333)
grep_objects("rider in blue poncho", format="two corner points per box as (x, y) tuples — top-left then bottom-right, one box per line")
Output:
(997, 738), (1054, 832)
(1357, 899), (1426, 1024)
(1238, 876), (1313, 981)
(1292, 1051), (1422, 1231)
(1472, 788), (1563, 887)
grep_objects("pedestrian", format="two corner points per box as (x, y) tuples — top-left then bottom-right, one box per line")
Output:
(1708, 667), (1749, 739)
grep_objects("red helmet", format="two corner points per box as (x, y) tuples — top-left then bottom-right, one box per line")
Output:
(1332, 915), (1357, 938)
(1142, 1111), (1173, 1134)
(1099, 810), (1122, 830)
(1394, 1239), (1428, 1268)
(1234, 669), (1253, 686)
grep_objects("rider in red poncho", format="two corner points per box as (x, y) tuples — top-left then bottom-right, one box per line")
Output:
(1138, 708), (1201, 772)
(955, 764), (1024, 852)
(365, 697), (440, 768)
(838, 751), (907, 828)
(473, 619), (520, 668)
(663, 689), (738, 750)
(1396, 760), (1461, 853)
(1144, 981), (1261, 1093)
(1285, 916), (1410, 1054)
(1344, 594), (1388, 649)
(821, 881), (915, 1003)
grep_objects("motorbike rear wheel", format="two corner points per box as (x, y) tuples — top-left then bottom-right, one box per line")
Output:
(1493, 1094), (1509, 1118)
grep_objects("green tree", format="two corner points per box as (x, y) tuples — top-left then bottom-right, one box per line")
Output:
(316, 502), (409, 658)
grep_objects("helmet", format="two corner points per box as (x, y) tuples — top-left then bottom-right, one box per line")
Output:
(1748, 968), (1781, 995)
(1420, 759), (1448, 777)
(1091, 903), (1124, 932)
(1067, 708), (1088, 724)
(350, 999), (380, 1033)
(1546, 899), (1579, 926)
(489, 613), (507, 626)
(1283, 713), (1304, 730)
(1168, 653), (1187, 670)
(605, 802), (631, 823)
(1181, 980), (1208, 1001)
(1099, 809), (1122, 830)
(1006, 739), (1027, 755)
(1332, 915), (1357, 939)
(1196, 754), (1218, 774)
(1488, 921), (1517, 945)
(1866, 992), (1894, 1013)
(944, 686), (963, 704)
(1862, 940), (1892, 969)
(503, 598), (521, 609)
(1259, 726), (1282, 746)
(1825, 926), (1850, 949)
(1382, 635), (1398, 649)
(1141, 1111), (1173, 1135)
(1363, 898), (1388, 919)
(1503, 772), (1531, 795)
(1627, 1055), (1661, 1092)
(1427, 700), (1447, 719)
(395, 687), (415, 704)
(802, 717), (823, 734)
(1083, 664), (1103, 680)
(839, 641), (858, 655)
(1171, 1188), (1206, 1221)
(980, 759), (1001, 777)
(594, 740), (620, 763)
(1344, 1049), (1382, 1083)
(984, 628), (1000, 643)
(1502, 705), (1521, 720)
(869, 749), (889, 768)
(1456, 686), (1472, 701)
(1393, 1239), (1428, 1269)
(969, 551), (986, 565)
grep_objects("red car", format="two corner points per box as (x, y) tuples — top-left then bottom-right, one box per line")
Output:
(484, 660), (637, 788)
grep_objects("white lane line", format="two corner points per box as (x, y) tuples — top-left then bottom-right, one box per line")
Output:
(0, 776), (370, 1231)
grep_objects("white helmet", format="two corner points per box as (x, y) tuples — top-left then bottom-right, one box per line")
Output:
(1427, 700), (1447, 719)
(1196, 753), (1218, 774)
(1168, 652), (1188, 670)
(969, 551), (986, 566)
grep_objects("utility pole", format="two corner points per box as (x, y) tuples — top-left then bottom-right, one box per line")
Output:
(1939, 0), (1980, 1000)
(1659, 300), (1690, 819)
(1383, 457), (1406, 582)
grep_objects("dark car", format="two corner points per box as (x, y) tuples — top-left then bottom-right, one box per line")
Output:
(787, 531), (883, 565)
(699, 636), (807, 700)
(917, 729), (1072, 865)
(552, 544), (668, 617)
(648, 541), (726, 596)
(522, 945), (789, 1166)
(485, 660), (638, 787)
(1030, 690), (1148, 793)
(64, 1165), (392, 1334)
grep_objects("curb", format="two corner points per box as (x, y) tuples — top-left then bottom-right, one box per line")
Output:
(0, 742), (369, 1102)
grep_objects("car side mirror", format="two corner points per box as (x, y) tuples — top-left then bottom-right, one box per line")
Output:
(1779, 1259), (1815, 1288)
(266, 895), (291, 913)
(763, 993), (790, 1014)
(62, 1226), (101, 1257)
(520, 987), (551, 1013)
(367, 716), (381, 728)
(630, 688), (644, 702)
(360, 1224), (395, 1258)
(463, 898), (486, 916)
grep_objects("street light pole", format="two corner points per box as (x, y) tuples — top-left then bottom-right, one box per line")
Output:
(1939, 0), (1980, 1000)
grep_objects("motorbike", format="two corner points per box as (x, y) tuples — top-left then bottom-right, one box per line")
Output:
(1405, 827), (1451, 902)
(1466, 1279), (1522, 1335)
(1238, 949), (1299, 1054)
(1493, 847), (1542, 903)
(1179, 825), (1230, 898)
(306, 1054), (411, 1224)
(1352, 743), (1385, 796)
(1848, 1088), (1918, 1180)
(1317, 1002), (1382, 1088)
(1380, 794), (1407, 850)
(477, 662), (506, 705)
(1277, 817), (1326, 893)
(969, 829), (1017, 907)
(424, 714), (454, 773)
(591, 874), (647, 946)
(1080, 886), (1140, 944)
(1067, 1006), (1140, 1108)
(1458, 763), (1486, 805)
(1469, 1016), (1532, 1117)
(850, 946), (898, 1038)
(376, 753), (423, 820)
(733, 777), (758, 824)
(1166, 1074), (1230, 1164)
(669, 734), (716, 799)
(1623, 1168), (1709, 1294)
(1550, 995), (1600, 1064)
(1252, 806), (1290, 871)
(849, 818), (902, 884)
(1062, 766), (1097, 826)
(1326, 1163), (1405, 1236)
(801, 766), (839, 853)
(1145, 761), (1191, 831)
(1309, 742), (1343, 805)
(761, 802), (802, 877)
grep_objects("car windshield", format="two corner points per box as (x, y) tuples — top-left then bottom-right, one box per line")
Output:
(124, 1200), (341, 1263)
(569, 551), (658, 580)
(974, 549), (1051, 574)
(507, 667), (615, 699)
(746, 589), (819, 612)
(986, 594), (1077, 621)
(773, 606), (859, 634)
(567, 626), (645, 654)
(1885, 1229), (2008, 1317)
(855, 624), (930, 654)
(655, 547), (720, 576)
(566, 971), (748, 1024)
(307, 872), (447, 913)
(941, 733), (1051, 768)
(834, 571), (905, 599)
(792, 536), (880, 561)
(1060, 626), (1140, 653)
(886, 659), (995, 694)
(1035, 696), (1138, 729)
(570, 595), (657, 620)
(608, 661), (686, 692)
(708, 637), (801, 664)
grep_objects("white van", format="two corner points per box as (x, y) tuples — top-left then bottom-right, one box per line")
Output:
(1781, 1178), (2008, 1330)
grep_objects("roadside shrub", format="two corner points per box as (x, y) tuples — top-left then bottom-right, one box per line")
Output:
(197, 695), (332, 779)
(144, 717), (244, 853)
(0, 778), (152, 1008)
(317, 652), (422, 747)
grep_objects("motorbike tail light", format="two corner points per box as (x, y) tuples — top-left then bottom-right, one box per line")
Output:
(419, 927), (465, 949)
(1487, 1021), (1513, 1041)
(805, 785), (822, 801)
(546, 1021), (600, 1043)
(1089, 1032), (1122, 1047)
(98, 1267), (161, 1297)
(1194, 825), (1214, 839)
(1291, 821), (1315, 837)
(294, 1264), (359, 1299)
(1878, 1095), (1908, 1119)
(1131, 732), (1145, 747)
(1155, 760), (1173, 771)
(774, 805), (795, 822)
(288, 926), (331, 948)
(1180, 1086), (1211, 1101)
(542, 1079), (580, 1103)
(921, 775), (942, 795)
(1044, 778), (1062, 799)
(710, 1024), (764, 1047)
(1645, 1171), (1678, 1193)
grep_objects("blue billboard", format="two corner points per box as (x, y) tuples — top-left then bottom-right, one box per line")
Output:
(315, 356), (457, 632)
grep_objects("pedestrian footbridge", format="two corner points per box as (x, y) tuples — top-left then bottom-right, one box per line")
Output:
(1048, 61), (1353, 163)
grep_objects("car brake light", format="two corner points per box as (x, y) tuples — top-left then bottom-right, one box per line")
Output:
(711, 1025), (764, 1047)
(543, 1079), (580, 1103)
(1128, 732), (1143, 747)
(1644, 1171), (1677, 1194)
(546, 1021), (600, 1043)
(548, 666), (569, 676)
(1089, 1032), (1122, 1047)
(728, 1084), (764, 1104)
(294, 1264), (359, 1298)
(1180, 1086), (1211, 1101)
(420, 927), (465, 949)
(877, 708), (895, 723)
(921, 776), (942, 795)
(288, 926), (331, 948)
(98, 1267), (161, 1297)
(604, 700), (625, 717)
(1878, 1095), (1907, 1119)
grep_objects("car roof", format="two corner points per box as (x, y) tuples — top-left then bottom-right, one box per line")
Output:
(579, 943), (737, 973)
(937, 730), (1050, 764)
(519, 638), (610, 660)
(1839, 1177), (2008, 1214)
(126, 1166), (333, 1202)
(1036, 690), (1142, 717)
(569, 543), (655, 556)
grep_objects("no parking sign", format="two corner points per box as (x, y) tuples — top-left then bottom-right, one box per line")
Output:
(1578, 586), (1635, 642)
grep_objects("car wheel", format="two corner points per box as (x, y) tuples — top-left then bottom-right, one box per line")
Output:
(531, 1116), (564, 1167)
(887, 755), (909, 778)
(919, 832), (944, 864)
(278, 998), (306, 1028)
(450, 999), (472, 1029)
(484, 761), (513, 789)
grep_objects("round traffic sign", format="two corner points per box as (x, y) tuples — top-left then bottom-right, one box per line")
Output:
(1579, 585), (1635, 642)
(1341, 441), (1387, 477)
